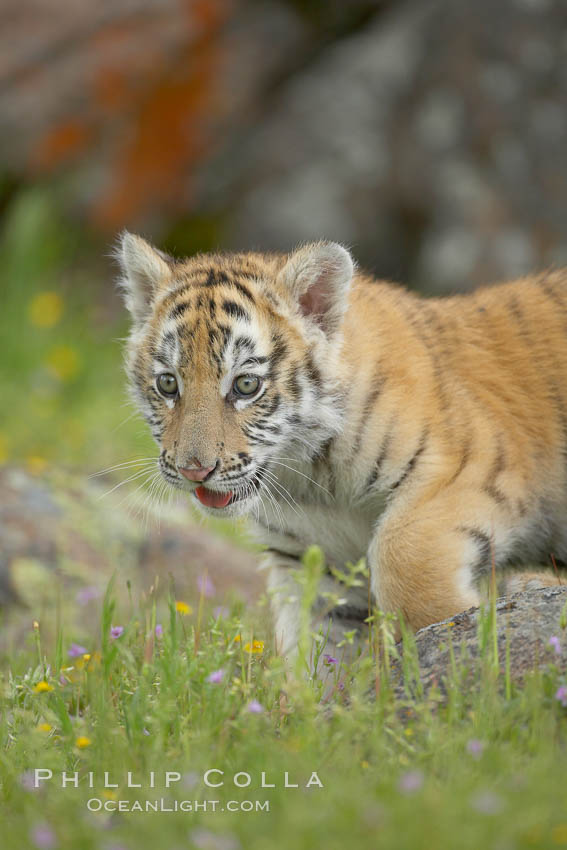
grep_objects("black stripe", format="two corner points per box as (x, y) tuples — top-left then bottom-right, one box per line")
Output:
(286, 366), (301, 401)
(366, 425), (395, 490)
(445, 432), (472, 487)
(156, 332), (177, 362)
(231, 281), (255, 302)
(268, 334), (288, 376)
(315, 437), (333, 465)
(216, 323), (232, 358)
(458, 525), (492, 579)
(482, 437), (507, 507)
(257, 423), (281, 435)
(304, 353), (323, 390)
(484, 485), (508, 506)
(537, 272), (567, 318)
(196, 270), (256, 302)
(516, 498), (527, 517)
(234, 335), (254, 354)
(242, 355), (269, 367)
(263, 393), (281, 416)
(403, 302), (451, 413)
(389, 428), (428, 493)
(351, 373), (387, 459)
(517, 278), (567, 465)
(222, 300), (250, 322)
(169, 300), (192, 320)
(265, 547), (300, 562)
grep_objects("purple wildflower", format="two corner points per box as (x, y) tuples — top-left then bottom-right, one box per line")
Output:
(470, 790), (503, 815)
(323, 654), (339, 665)
(143, 728), (150, 736)
(30, 823), (56, 849)
(197, 574), (215, 597)
(183, 771), (200, 790)
(246, 699), (264, 714)
(19, 771), (38, 792)
(110, 626), (124, 639)
(213, 606), (229, 620)
(398, 770), (424, 794)
(549, 635), (561, 655)
(67, 643), (87, 658)
(467, 739), (484, 759)
(190, 828), (241, 850)
(207, 669), (225, 684)
(75, 586), (101, 606)
(155, 623), (163, 638)
(555, 685), (567, 707)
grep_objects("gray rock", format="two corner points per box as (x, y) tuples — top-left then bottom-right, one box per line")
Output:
(395, 586), (567, 696)
(209, 0), (567, 292)
(0, 465), (260, 644)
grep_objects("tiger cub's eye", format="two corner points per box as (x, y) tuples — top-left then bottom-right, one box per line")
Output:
(157, 373), (178, 397)
(233, 375), (261, 397)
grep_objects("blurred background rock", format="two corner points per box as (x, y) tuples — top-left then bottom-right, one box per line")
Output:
(1, 0), (567, 465)
(0, 0), (566, 625)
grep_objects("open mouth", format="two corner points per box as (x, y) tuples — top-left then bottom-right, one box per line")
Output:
(194, 486), (236, 509)
(194, 472), (263, 509)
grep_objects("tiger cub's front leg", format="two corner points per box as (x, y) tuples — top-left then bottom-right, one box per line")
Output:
(368, 492), (486, 633)
(267, 561), (364, 681)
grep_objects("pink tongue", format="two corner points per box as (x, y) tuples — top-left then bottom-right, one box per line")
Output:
(195, 486), (233, 509)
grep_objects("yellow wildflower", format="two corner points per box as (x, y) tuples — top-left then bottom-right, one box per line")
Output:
(28, 292), (63, 328)
(175, 600), (192, 616)
(552, 825), (567, 845)
(0, 434), (8, 465)
(244, 639), (264, 654)
(33, 681), (53, 693)
(75, 736), (91, 749)
(26, 455), (48, 475)
(233, 634), (242, 643)
(361, 760), (369, 769)
(83, 653), (91, 662)
(37, 723), (52, 732)
(46, 345), (80, 381)
(103, 790), (117, 800)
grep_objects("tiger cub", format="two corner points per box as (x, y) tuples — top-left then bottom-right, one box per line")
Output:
(118, 232), (567, 663)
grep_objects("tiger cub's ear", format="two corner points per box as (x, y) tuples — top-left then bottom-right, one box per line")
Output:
(279, 241), (354, 339)
(116, 232), (173, 325)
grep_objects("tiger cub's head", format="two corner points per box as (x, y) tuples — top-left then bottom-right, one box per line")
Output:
(117, 233), (354, 517)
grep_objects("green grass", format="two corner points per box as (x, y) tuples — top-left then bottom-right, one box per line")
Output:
(3, 185), (567, 849)
(2, 563), (567, 850)
(0, 185), (154, 472)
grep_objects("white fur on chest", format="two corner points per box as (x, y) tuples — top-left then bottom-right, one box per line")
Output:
(257, 468), (386, 569)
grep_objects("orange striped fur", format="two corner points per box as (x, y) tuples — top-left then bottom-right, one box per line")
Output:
(118, 233), (567, 663)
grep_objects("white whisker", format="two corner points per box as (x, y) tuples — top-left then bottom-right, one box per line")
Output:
(267, 459), (333, 498)
(261, 476), (288, 530)
(96, 465), (159, 500)
(89, 457), (158, 478)
(262, 468), (306, 520)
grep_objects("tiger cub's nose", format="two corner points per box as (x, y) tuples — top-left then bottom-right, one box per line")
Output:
(178, 458), (217, 482)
